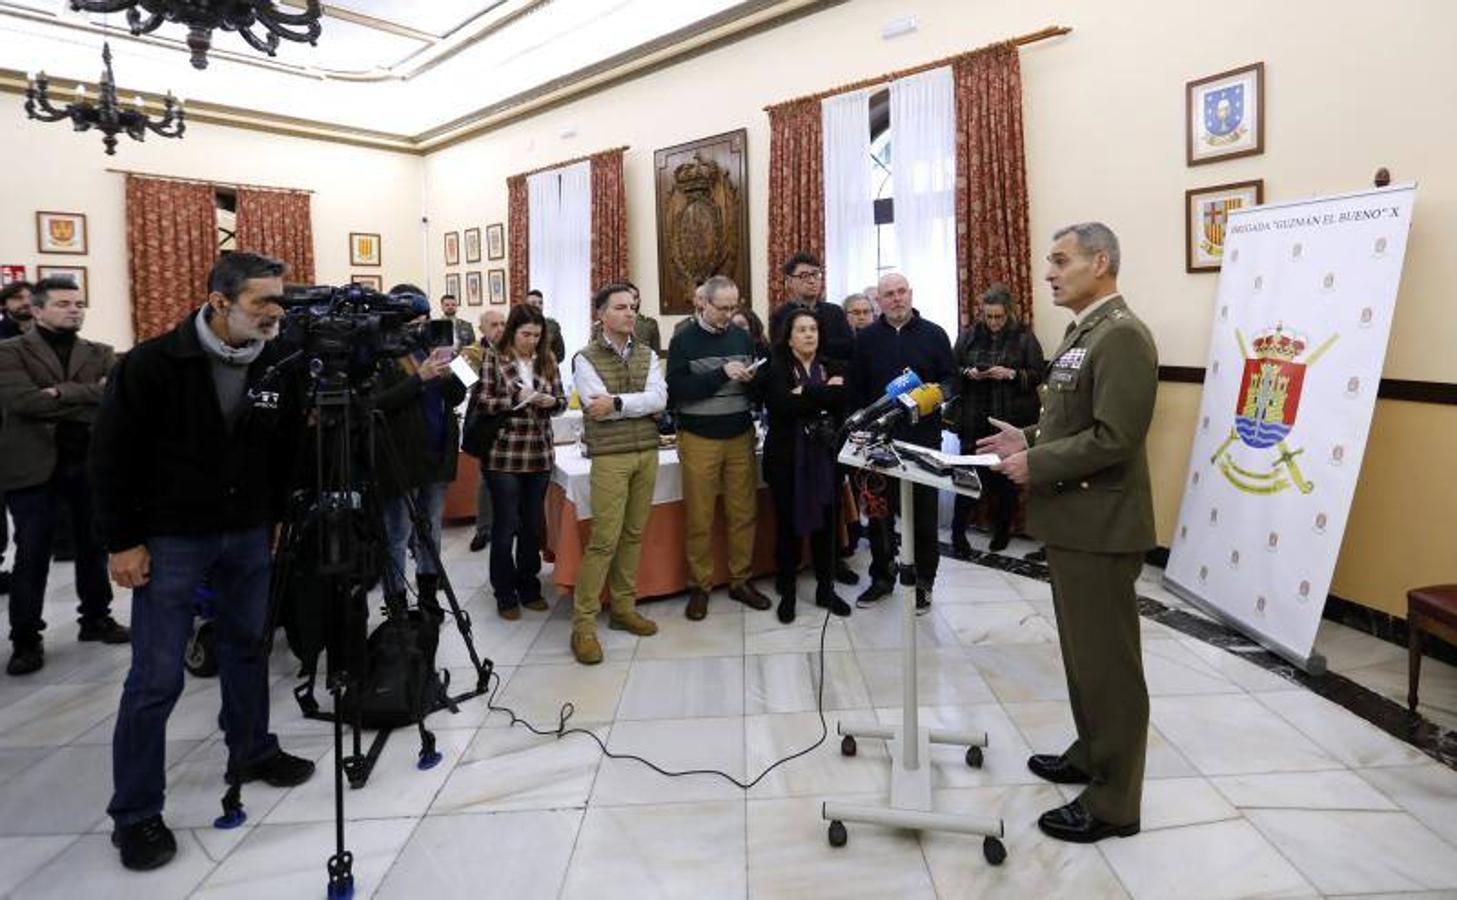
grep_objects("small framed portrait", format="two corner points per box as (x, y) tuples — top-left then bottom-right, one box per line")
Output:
(349, 232), (381, 267)
(37, 265), (87, 301)
(444, 272), (461, 300)
(465, 271), (483, 306)
(36, 211), (88, 255)
(444, 231), (460, 266)
(351, 274), (383, 290)
(487, 268), (506, 305)
(1186, 179), (1264, 272)
(1187, 62), (1264, 166)
(486, 223), (505, 261)
(465, 227), (482, 264)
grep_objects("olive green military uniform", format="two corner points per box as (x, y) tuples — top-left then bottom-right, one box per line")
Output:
(1023, 294), (1158, 826)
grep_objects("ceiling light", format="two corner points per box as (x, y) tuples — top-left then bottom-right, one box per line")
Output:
(69, 0), (324, 70)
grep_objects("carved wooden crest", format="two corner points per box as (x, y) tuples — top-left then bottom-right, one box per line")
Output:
(655, 130), (749, 314)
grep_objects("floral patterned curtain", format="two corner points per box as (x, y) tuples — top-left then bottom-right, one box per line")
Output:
(235, 187), (315, 284)
(766, 97), (825, 310)
(507, 174), (529, 305)
(126, 175), (217, 342)
(589, 148), (629, 289)
(953, 43), (1033, 328)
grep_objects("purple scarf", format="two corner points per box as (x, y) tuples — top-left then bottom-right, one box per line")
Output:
(792, 356), (836, 536)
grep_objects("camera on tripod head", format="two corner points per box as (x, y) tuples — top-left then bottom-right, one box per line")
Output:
(278, 282), (454, 372)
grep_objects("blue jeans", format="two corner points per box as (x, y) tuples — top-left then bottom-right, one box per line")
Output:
(381, 481), (448, 596)
(485, 470), (549, 609)
(108, 528), (279, 827)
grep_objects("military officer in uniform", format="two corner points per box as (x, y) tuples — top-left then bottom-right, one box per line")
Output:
(978, 222), (1158, 843)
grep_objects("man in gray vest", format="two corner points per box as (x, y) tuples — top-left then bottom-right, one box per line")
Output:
(568, 283), (668, 664)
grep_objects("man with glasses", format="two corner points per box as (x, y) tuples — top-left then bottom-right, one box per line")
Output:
(768, 252), (854, 364)
(666, 275), (772, 621)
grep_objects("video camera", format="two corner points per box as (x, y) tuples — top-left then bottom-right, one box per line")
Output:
(278, 282), (453, 368)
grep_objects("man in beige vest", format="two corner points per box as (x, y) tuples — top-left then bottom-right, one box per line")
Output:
(980, 222), (1158, 843)
(569, 283), (667, 663)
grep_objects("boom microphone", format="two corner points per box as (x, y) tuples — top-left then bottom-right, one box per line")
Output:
(845, 369), (922, 431)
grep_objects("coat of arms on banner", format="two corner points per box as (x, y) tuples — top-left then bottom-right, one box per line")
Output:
(1210, 324), (1337, 495)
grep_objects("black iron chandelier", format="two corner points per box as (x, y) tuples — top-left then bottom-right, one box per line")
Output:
(69, 1), (323, 70)
(26, 42), (185, 155)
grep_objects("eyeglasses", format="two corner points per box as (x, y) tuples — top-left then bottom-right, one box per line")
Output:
(791, 270), (824, 281)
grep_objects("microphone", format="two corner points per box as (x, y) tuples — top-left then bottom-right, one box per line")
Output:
(865, 382), (950, 433)
(845, 369), (922, 431)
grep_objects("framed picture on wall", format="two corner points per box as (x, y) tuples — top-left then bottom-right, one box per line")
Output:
(349, 232), (381, 266)
(485, 223), (505, 261)
(487, 268), (506, 305)
(444, 272), (461, 300)
(1186, 179), (1264, 272)
(465, 227), (482, 264)
(654, 130), (749, 314)
(351, 274), (383, 290)
(444, 231), (460, 266)
(1, 265), (26, 286)
(1187, 62), (1264, 166)
(36, 211), (88, 255)
(37, 265), (87, 301)
(465, 271), (483, 306)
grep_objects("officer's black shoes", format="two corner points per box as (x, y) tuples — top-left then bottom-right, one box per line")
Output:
(834, 561), (859, 586)
(239, 750), (317, 787)
(1027, 753), (1092, 784)
(1037, 799), (1139, 844)
(815, 588), (851, 617)
(915, 587), (932, 616)
(855, 579), (894, 608)
(113, 814), (177, 871)
(6, 641), (43, 676)
(78, 616), (131, 644)
(951, 533), (973, 558)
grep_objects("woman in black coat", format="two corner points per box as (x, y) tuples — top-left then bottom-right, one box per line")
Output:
(762, 307), (851, 622)
(951, 286), (1045, 554)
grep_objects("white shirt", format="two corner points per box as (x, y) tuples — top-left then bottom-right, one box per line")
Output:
(1073, 292), (1122, 326)
(572, 336), (667, 419)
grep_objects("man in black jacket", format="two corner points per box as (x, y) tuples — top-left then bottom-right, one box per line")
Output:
(850, 272), (957, 612)
(768, 252), (854, 364)
(92, 253), (315, 872)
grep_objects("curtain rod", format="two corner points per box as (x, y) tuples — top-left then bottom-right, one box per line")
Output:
(507, 145), (630, 181)
(104, 168), (314, 194)
(763, 24), (1071, 111)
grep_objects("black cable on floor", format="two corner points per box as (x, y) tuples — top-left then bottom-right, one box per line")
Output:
(484, 604), (837, 790)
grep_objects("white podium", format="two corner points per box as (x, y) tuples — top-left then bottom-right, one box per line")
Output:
(826, 440), (1007, 865)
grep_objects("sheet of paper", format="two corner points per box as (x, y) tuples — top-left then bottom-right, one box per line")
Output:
(448, 356), (479, 388)
(890, 441), (1000, 467)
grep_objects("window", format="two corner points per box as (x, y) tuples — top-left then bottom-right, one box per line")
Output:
(869, 89), (895, 277)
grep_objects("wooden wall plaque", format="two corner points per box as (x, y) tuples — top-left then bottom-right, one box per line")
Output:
(654, 129), (749, 315)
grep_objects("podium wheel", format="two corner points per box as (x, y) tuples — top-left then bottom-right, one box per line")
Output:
(983, 836), (1006, 865)
(841, 735), (857, 757)
(828, 820), (848, 848)
(965, 746), (983, 768)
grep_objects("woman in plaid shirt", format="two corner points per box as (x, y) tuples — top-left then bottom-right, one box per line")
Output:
(478, 304), (566, 618)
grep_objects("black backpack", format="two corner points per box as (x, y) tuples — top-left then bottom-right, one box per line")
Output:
(338, 610), (444, 730)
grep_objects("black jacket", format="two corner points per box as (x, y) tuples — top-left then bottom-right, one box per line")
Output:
(761, 354), (846, 482)
(769, 299), (855, 365)
(90, 319), (301, 552)
(951, 322), (1045, 439)
(368, 354), (467, 497)
(850, 310), (958, 448)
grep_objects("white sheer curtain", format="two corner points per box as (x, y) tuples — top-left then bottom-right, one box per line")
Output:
(821, 89), (876, 306)
(527, 160), (591, 365)
(890, 66), (958, 335)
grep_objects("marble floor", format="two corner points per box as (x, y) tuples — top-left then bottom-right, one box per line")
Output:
(0, 526), (1454, 899)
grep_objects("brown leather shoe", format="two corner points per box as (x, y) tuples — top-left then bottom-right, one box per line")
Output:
(729, 582), (772, 611)
(498, 606), (521, 621)
(685, 589), (709, 620)
(609, 610), (658, 636)
(571, 630), (603, 665)
(522, 598), (549, 612)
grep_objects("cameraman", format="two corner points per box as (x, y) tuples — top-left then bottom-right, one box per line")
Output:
(92, 253), (315, 872)
(370, 284), (466, 617)
(762, 308), (851, 622)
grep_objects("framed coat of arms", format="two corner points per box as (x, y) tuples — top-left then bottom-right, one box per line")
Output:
(1187, 62), (1264, 166)
(36, 211), (87, 255)
(1186, 179), (1263, 272)
(654, 129), (749, 315)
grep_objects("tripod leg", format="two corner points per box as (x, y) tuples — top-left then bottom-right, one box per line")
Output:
(326, 673), (355, 900)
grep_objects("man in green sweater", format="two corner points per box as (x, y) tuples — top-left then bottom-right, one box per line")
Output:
(666, 275), (771, 620)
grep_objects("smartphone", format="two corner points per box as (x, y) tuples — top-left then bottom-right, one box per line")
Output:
(744, 357), (766, 373)
(424, 319), (455, 348)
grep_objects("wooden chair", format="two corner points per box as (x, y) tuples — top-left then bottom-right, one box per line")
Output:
(1407, 584), (1457, 713)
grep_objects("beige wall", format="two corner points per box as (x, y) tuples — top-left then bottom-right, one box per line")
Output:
(0, 91), (424, 350)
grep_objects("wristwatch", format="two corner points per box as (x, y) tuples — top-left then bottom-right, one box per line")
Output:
(613, 396), (623, 413)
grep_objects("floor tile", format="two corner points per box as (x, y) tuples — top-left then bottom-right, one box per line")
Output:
(0, 740), (197, 836)
(376, 809), (581, 900)
(1141, 640), (1242, 696)
(939, 601), (1059, 645)
(1001, 700), (1197, 780)
(744, 710), (888, 798)
(430, 723), (608, 814)
(857, 646), (997, 708)
(13, 828), (218, 900)
(1176, 638), (1299, 692)
(523, 615), (639, 666)
(744, 650), (871, 714)
(562, 800), (747, 900)
(0, 836), (79, 896)
(1246, 808), (1457, 894)
(1151, 693), (1341, 775)
(1356, 763), (1457, 845)
(163, 735), (331, 830)
(743, 609), (853, 655)
(191, 816), (418, 899)
(1098, 818), (1315, 899)
(1255, 689), (1431, 768)
(0, 683), (122, 748)
(494, 660), (630, 723)
(616, 656), (743, 720)
(590, 715), (745, 806)
(843, 596), (960, 651)
(1211, 770), (1398, 811)
(966, 644), (1068, 703)
(871, 704), (1038, 789)
(631, 606), (746, 660)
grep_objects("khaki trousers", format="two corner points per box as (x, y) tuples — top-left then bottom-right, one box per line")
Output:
(573, 448), (660, 633)
(676, 429), (757, 591)
(1046, 546), (1149, 825)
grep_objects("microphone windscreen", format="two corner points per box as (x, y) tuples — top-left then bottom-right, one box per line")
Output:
(913, 383), (944, 415)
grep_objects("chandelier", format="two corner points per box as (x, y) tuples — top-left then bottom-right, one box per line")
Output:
(69, 1), (323, 70)
(26, 42), (185, 156)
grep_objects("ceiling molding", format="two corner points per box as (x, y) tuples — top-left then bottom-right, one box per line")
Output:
(1, 0), (847, 155)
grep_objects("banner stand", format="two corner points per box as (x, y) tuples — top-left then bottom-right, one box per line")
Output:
(1163, 574), (1327, 675)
